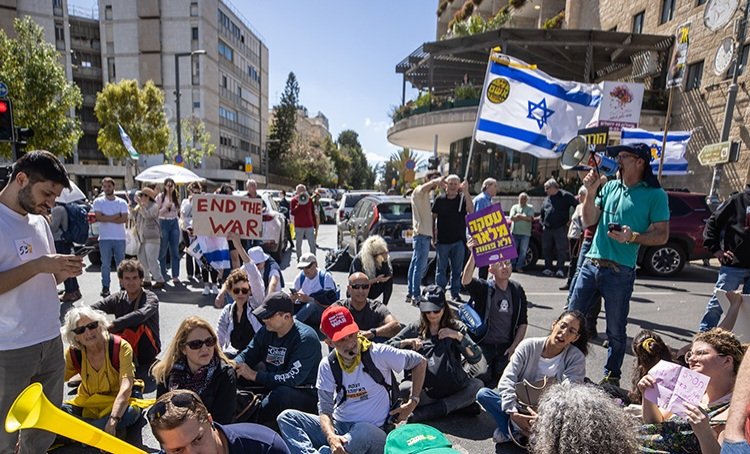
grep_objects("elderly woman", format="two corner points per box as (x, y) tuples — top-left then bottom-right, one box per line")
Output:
(388, 285), (483, 421)
(530, 382), (639, 454)
(349, 235), (393, 305)
(216, 267), (264, 358)
(151, 316), (237, 424)
(638, 328), (746, 454)
(62, 307), (143, 436)
(476, 310), (589, 446)
(133, 187), (164, 289)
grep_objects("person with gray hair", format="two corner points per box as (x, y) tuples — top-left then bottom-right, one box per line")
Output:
(529, 381), (639, 454)
(540, 178), (578, 278)
(291, 184), (317, 259)
(509, 192), (535, 272)
(473, 177), (499, 280)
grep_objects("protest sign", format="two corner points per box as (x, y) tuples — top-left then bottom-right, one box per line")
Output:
(466, 203), (517, 268)
(192, 194), (263, 239)
(714, 288), (750, 341)
(643, 360), (710, 417)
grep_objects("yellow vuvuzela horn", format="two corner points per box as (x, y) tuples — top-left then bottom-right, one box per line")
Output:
(5, 383), (146, 454)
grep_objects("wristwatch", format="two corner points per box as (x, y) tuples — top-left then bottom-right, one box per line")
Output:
(626, 231), (640, 244)
(409, 395), (421, 405)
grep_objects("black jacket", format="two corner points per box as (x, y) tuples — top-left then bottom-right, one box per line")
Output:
(464, 278), (528, 345)
(704, 185), (750, 269)
(92, 290), (160, 349)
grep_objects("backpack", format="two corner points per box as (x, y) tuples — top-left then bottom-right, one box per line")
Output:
(295, 270), (340, 301)
(61, 202), (90, 245)
(327, 348), (399, 408)
(263, 257), (285, 289)
(459, 280), (519, 341)
(69, 334), (121, 374)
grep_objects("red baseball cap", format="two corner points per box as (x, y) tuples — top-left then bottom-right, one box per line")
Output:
(320, 306), (360, 341)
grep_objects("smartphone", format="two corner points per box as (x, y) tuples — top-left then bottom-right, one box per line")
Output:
(75, 246), (95, 257)
(607, 223), (622, 232)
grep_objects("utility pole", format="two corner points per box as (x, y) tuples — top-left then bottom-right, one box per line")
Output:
(173, 50), (206, 164)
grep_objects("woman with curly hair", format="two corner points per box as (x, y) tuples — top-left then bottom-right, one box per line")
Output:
(349, 235), (393, 305)
(638, 328), (746, 454)
(530, 382), (639, 454)
(151, 316), (237, 424)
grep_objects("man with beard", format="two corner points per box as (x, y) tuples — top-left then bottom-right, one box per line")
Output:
(93, 176), (129, 297)
(0, 151), (84, 453)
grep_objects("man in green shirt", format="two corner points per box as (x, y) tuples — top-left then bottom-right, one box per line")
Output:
(508, 192), (535, 272)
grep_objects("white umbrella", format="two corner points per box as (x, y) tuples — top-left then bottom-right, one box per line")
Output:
(56, 179), (86, 204)
(135, 164), (203, 184)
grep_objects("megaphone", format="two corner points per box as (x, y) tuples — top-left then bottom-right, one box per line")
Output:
(298, 192), (310, 205)
(5, 383), (146, 454)
(560, 135), (618, 177)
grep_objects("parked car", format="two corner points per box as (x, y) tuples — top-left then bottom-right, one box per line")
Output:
(239, 190), (288, 262)
(338, 194), (435, 265)
(336, 190), (383, 244)
(522, 191), (712, 277)
(320, 198), (337, 224)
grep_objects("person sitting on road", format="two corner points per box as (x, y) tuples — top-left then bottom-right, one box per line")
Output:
(638, 328), (746, 454)
(247, 245), (284, 294)
(92, 259), (160, 378)
(461, 238), (529, 387)
(334, 272), (401, 342)
(233, 292), (322, 431)
(277, 305), (427, 453)
(62, 307), (145, 438)
(476, 310), (588, 446)
(388, 285), (483, 421)
(151, 316), (237, 425)
(147, 389), (290, 454)
(214, 235), (269, 309)
(291, 252), (338, 332)
(349, 235), (394, 305)
(216, 268), (264, 358)
(626, 330), (673, 406)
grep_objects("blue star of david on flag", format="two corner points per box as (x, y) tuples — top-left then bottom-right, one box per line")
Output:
(527, 98), (555, 129)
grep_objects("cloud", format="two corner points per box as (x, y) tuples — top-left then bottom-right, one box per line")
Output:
(364, 117), (390, 132)
(365, 151), (388, 165)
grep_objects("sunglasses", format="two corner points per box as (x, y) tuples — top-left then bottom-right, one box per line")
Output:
(232, 287), (250, 295)
(424, 309), (443, 314)
(349, 283), (370, 290)
(72, 321), (99, 335)
(146, 392), (200, 424)
(184, 336), (216, 350)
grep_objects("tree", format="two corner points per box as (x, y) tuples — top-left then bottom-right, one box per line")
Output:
(0, 17), (83, 157)
(387, 148), (423, 192)
(164, 116), (216, 168)
(323, 136), (350, 188)
(94, 80), (169, 159)
(268, 72), (299, 169)
(282, 134), (335, 186)
(336, 129), (375, 189)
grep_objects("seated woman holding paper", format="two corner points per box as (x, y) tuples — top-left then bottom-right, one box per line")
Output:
(475, 310), (588, 446)
(638, 328), (746, 454)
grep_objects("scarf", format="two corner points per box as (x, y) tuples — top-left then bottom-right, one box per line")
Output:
(168, 356), (220, 397)
(336, 335), (372, 374)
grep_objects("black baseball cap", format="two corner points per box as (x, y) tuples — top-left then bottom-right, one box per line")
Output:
(253, 292), (294, 320)
(606, 143), (653, 161)
(419, 285), (446, 312)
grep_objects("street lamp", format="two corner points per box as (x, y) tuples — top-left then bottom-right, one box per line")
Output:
(174, 49), (206, 164)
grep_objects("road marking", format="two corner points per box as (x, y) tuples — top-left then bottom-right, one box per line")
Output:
(526, 291), (674, 296)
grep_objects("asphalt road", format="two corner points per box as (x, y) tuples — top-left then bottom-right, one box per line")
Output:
(54, 224), (720, 454)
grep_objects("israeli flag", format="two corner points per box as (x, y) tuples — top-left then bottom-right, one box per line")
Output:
(475, 52), (602, 159)
(197, 236), (231, 270)
(118, 123), (139, 160)
(620, 128), (691, 175)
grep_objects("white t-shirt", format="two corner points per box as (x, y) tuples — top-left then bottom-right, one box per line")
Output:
(92, 196), (128, 240)
(534, 353), (564, 382)
(294, 270), (336, 303)
(317, 343), (415, 426)
(0, 203), (61, 349)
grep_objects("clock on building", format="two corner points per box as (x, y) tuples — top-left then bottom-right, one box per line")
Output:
(714, 37), (735, 75)
(704, 0), (740, 32)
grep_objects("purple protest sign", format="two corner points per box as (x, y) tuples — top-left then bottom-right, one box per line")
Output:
(643, 360), (710, 417)
(466, 203), (517, 268)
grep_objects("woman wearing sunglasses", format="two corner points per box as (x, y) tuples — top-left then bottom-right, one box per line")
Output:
(151, 316), (237, 424)
(349, 235), (393, 305)
(216, 267), (264, 358)
(388, 285), (483, 422)
(61, 307), (144, 437)
(638, 328), (746, 454)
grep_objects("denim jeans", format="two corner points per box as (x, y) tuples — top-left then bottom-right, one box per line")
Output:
(407, 234), (431, 298)
(54, 240), (79, 292)
(277, 409), (386, 454)
(722, 440), (750, 453)
(99, 239), (126, 288)
(511, 234), (530, 270)
(476, 388), (510, 437)
(568, 260), (636, 378)
(542, 226), (568, 271)
(159, 218), (180, 280)
(469, 342), (513, 387)
(435, 240), (465, 296)
(699, 265), (750, 331)
(61, 402), (141, 431)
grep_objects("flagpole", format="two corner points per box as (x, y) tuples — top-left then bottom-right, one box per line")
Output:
(657, 87), (674, 182)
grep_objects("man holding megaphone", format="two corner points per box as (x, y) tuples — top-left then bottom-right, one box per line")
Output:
(567, 143), (670, 388)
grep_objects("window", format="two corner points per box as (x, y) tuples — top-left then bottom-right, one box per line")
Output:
(191, 27), (198, 40)
(218, 40), (233, 62)
(53, 0), (62, 7)
(193, 101), (201, 109)
(190, 2), (198, 16)
(727, 44), (750, 78)
(661, 0), (675, 24)
(633, 11), (645, 33)
(55, 23), (65, 41)
(107, 57), (116, 82)
(104, 5), (112, 20)
(685, 60), (704, 90)
(222, 75), (227, 88)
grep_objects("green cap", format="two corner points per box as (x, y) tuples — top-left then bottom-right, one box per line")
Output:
(384, 424), (460, 454)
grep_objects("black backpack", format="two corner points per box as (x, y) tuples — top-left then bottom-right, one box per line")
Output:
(327, 348), (399, 408)
(263, 257), (285, 289)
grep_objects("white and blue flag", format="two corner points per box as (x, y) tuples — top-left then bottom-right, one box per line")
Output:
(620, 128), (691, 175)
(475, 52), (602, 159)
(118, 123), (139, 160)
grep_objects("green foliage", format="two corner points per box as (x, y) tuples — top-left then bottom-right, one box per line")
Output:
(268, 72), (299, 168)
(445, 7), (510, 39)
(94, 80), (169, 159)
(281, 134), (335, 186)
(387, 148), (422, 192)
(0, 17), (83, 157)
(337, 130), (374, 189)
(542, 10), (565, 29)
(414, 92), (432, 109)
(323, 136), (350, 187)
(454, 83), (480, 100)
(165, 116), (216, 167)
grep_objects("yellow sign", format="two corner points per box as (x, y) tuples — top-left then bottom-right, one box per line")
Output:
(404, 169), (415, 183)
(698, 141), (731, 166)
(486, 78), (510, 104)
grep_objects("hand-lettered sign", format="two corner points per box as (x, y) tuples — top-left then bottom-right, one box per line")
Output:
(466, 203), (517, 268)
(643, 360), (710, 417)
(192, 194), (263, 240)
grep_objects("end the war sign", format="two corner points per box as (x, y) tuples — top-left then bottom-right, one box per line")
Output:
(192, 194), (263, 239)
(466, 203), (517, 268)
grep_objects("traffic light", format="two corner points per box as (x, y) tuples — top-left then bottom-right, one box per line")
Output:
(0, 99), (15, 142)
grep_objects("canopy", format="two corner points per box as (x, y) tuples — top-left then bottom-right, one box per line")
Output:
(135, 164), (203, 184)
(56, 180), (86, 204)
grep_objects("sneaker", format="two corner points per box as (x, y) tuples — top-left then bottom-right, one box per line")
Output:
(60, 290), (82, 303)
(202, 284), (211, 296)
(542, 269), (554, 276)
(451, 294), (464, 304)
(100, 287), (110, 297)
(599, 373), (620, 388)
(153, 281), (165, 290)
(211, 284), (220, 295)
(493, 427), (511, 444)
(172, 277), (181, 285)
(405, 294), (413, 304)
(555, 270), (565, 278)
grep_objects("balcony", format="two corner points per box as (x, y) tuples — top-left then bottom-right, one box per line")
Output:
(388, 100), (478, 155)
